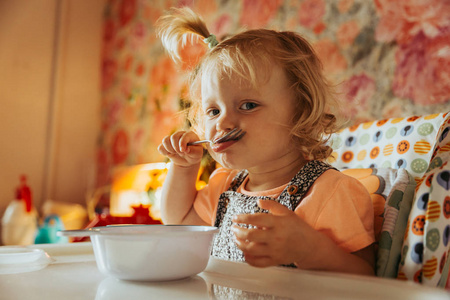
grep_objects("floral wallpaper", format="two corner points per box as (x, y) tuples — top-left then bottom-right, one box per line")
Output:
(97, 0), (450, 186)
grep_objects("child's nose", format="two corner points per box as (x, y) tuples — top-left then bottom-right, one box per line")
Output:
(215, 112), (236, 132)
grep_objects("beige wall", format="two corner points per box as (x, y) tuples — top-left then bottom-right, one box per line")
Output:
(0, 0), (104, 242)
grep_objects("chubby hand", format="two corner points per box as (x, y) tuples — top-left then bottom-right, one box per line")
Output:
(158, 131), (204, 167)
(231, 199), (319, 268)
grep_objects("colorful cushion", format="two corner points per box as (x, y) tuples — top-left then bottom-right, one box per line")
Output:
(330, 112), (450, 287)
(328, 113), (450, 183)
(397, 117), (450, 287)
(342, 168), (416, 278)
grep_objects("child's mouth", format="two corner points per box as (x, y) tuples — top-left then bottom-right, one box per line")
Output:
(210, 133), (245, 152)
(212, 129), (246, 144)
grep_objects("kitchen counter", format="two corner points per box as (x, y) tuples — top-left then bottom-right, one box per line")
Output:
(0, 242), (449, 300)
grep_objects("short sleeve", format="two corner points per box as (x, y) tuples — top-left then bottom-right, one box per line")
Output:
(296, 170), (375, 253)
(193, 168), (238, 225)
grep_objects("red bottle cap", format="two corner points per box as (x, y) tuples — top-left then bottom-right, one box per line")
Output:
(16, 175), (33, 212)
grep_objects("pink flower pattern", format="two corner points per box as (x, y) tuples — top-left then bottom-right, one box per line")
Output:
(337, 20), (360, 48)
(340, 73), (376, 119)
(112, 129), (129, 165)
(338, 0), (354, 13)
(240, 0), (283, 29)
(393, 31), (450, 105)
(375, 0), (450, 105)
(212, 14), (233, 38)
(375, 0), (450, 44)
(313, 39), (348, 75)
(298, 0), (326, 30)
(119, 0), (137, 27)
(101, 59), (117, 91)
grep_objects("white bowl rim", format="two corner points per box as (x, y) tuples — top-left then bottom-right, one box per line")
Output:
(59, 224), (219, 237)
(100, 224), (218, 235)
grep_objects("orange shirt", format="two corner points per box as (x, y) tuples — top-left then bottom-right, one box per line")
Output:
(194, 168), (375, 253)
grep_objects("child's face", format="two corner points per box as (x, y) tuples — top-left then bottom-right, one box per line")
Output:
(200, 63), (303, 172)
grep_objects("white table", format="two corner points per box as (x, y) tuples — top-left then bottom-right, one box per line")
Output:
(0, 243), (449, 300)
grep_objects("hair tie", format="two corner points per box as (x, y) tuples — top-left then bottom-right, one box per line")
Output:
(203, 34), (218, 48)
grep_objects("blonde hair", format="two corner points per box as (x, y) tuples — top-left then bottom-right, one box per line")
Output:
(157, 7), (340, 160)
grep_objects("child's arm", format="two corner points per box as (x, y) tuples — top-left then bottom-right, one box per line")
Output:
(158, 131), (208, 225)
(232, 199), (375, 275)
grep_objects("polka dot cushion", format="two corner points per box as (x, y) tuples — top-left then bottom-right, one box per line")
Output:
(327, 113), (450, 183)
(397, 163), (450, 286)
(397, 117), (450, 287)
(328, 112), (450, 287)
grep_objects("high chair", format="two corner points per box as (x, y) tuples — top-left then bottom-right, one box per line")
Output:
(327, 112), (450, 288)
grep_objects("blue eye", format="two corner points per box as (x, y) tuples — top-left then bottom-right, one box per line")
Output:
(240, 102), (257, 110)
(206, 108), (220, 117)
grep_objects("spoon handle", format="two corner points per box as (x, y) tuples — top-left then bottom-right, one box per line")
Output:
(187, 140), (210, 146)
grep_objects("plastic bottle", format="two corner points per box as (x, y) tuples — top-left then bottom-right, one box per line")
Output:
(1, 175), (38, 245)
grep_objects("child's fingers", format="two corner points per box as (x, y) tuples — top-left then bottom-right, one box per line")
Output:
(258, 199), (291, 216)
(179, 132), (200, 152)
(232, 213), (275, 228)
(157, 144), (171, 156)
(236, 239), (269, 257)
(231, 224), (268, 243)
(159, 131), (202, 156)
(170, 131), (188, 154)
(159, 135), (178, 154)
(231, 225), (273, 260)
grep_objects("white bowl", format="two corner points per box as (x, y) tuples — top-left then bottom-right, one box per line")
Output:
(59, 225), (218, 281)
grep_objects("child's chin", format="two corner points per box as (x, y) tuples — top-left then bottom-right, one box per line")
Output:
(212, 155), (241, 170)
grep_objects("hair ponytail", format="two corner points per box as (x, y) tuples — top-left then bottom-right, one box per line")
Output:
(156, 7), (212, 64)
